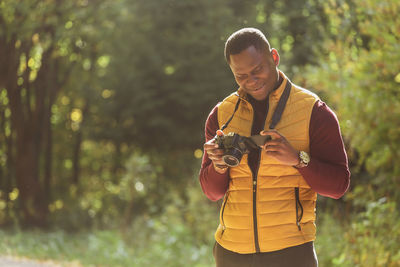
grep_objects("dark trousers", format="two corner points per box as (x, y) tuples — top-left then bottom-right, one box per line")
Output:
(213, 242), (318, 267)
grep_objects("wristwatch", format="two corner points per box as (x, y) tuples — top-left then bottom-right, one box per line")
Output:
(295, 151), (310, 168)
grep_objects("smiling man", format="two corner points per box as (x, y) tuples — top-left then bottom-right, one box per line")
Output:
(199, 28), (350, 267)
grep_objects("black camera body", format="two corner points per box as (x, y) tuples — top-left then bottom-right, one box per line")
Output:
(215, 132), (271, 167)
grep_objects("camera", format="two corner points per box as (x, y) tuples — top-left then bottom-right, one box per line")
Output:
(215, 132), (271, 167)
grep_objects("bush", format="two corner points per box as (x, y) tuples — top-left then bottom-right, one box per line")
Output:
(339, 198), (400, 267)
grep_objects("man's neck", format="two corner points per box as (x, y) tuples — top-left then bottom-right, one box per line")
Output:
(273, 75), (284, 91)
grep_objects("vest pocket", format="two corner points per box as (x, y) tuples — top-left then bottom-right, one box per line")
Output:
(220, 191), (230, 237)
(295, 187), (303, 231)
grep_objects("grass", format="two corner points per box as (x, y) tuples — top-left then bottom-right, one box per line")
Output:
(0, 216), (343, 267)
(0, 230), (127, 266)
(4, 209), (397, 267)
(0, 223), (215, 267)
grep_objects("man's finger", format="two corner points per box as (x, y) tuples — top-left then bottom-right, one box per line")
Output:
(210, 157), (227, 165)
(260, 140), (281, 149)
(260, 130), (282, 139)
(215, 164), (228, 169)
(266, 151), (280, 157)
(263, 144), (280, 151)
(263, 140), (282, 146)
(207, 151), (225, 158)
(204, 143), (219, 150)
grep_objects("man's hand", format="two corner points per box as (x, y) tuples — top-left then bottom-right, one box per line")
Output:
(204, 138), (228, 174)
(260, 130), (300, 166)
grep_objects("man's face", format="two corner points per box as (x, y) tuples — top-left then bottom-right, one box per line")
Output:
(229, 46), (279, 101)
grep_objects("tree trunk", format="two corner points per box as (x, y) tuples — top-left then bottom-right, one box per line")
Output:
(2, 35), (46, 227)
(0, 108), (14, 226)
(5, 131), (14, 225)
(112, 139), (122, 184)
(72, 99), (90, 186)
(14, 130), (47, 227)
(3, 36), (52, 228)
(72, 131), (83, 186)
(43, 99), (53, 207)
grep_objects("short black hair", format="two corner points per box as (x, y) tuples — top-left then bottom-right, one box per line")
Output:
(224, 28), (271, 63)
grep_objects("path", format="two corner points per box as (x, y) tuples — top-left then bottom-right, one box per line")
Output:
(0, 256), (60, 267)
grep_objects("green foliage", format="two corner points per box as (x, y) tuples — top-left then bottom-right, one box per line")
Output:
(0, 226), (214, 267)
(304, 0), (400, 201)
(96, 0), (238, 152)
(0, 177), (218, 267)
(260, 0), (328, 69)
(339, 199), (400, 267)
(315, 212), (347, 267)
(316, 199), (400, 267)
(302, 2), (400, 263)
(0, 229), (136, 266)
(48, 151), (160, 230)
(0, 0), (122, 226)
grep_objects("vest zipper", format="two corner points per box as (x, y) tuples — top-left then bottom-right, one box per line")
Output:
(249, 99), (269, 253)
(252, 154), (261, 253)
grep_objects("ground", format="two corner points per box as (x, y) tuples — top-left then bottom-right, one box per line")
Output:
(0, 256), (61, 267)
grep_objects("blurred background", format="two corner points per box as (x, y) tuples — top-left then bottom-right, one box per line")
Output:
(0, 0), (399, 266)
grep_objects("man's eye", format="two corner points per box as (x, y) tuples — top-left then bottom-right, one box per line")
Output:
(254, 66), (263, 73)
(236, 75), (246, 80)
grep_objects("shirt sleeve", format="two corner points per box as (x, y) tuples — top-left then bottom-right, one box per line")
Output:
(297, 100), (351, 199)
(198, 104), (230, 201)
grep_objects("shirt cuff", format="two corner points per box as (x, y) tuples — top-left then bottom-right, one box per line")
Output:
(208, 163), (229, 178)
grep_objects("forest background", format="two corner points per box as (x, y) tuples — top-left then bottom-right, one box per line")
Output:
(0, 0), (399, 266)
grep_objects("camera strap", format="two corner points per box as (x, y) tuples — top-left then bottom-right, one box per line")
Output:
(220, 98), (241, 131)
(269, 81), (292, 129)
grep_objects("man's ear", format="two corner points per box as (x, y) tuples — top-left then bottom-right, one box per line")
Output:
(271, 48), (280, 66)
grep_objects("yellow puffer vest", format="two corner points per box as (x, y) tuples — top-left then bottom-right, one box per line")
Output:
(215, 72), (319, 254)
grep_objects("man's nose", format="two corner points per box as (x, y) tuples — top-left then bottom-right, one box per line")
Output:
(246, 75), (258, 87)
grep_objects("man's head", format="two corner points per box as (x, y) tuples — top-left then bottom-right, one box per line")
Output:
(225, 28), (280, 101)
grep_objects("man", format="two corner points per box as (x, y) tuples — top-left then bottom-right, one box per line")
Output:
(199, 28), (350, 267)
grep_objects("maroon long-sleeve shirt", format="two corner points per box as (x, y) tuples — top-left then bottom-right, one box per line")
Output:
(199, 98), (350, 201)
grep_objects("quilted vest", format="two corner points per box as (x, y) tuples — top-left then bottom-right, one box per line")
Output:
(215, 72), (319, 254)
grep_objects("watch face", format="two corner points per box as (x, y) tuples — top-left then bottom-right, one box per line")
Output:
(300, 151), (310, 164)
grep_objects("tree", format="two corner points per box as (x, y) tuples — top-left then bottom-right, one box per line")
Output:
(0, 0), (116, 227)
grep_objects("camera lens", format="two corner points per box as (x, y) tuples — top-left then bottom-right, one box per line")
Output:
(223, 147), (243, 167)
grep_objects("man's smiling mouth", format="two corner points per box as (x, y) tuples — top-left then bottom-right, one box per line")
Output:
(249, 83), (265, 92)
